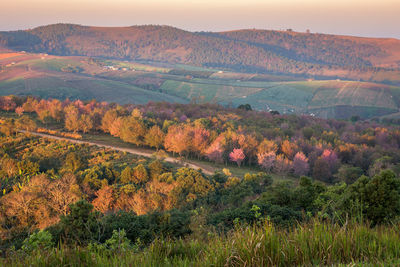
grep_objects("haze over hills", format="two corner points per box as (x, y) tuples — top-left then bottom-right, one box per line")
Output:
(1, 24), (400, 84)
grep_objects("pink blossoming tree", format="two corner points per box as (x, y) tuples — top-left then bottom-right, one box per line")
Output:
(229, 148), (245, 167)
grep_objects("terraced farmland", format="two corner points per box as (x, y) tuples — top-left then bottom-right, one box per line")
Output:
(161, 79), (400, 118)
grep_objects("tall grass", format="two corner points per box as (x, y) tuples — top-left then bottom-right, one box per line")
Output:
(2, 219), (400, 266)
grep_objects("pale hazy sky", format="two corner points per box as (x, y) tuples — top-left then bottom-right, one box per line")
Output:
(1, 0), (399, 38)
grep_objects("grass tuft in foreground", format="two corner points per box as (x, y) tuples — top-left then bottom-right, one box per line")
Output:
(2, 219), (400, 266)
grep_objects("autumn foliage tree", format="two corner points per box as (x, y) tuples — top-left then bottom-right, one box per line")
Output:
(133, 164), (149, 184)
(64, 105), (80, 132)
(206, 138), (224, 164)
(164, 125), (190, 156)
(145, 125), (165, 150)
(191, 126), (210, 158)
(92, 185), (115, 213)
(281, 140), (298, 160)
(120, 117), (147, 146)
(101, 109), (118, 133)
(46, 173), (81, 216)
(274, 154), (292, 175)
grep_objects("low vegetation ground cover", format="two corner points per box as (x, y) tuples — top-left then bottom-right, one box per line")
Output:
(2, 219), (400, 267)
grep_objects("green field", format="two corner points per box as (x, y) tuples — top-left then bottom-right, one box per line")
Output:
(160, 78), (400, 118)
(0, 76), (187, 104)
(0, 55), (187, 104)
(1, 52), (400, 119)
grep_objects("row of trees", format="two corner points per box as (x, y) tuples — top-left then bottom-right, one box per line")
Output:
(1, 95), (400, 183)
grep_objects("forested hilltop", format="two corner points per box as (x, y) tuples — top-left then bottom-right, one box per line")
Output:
(1, 24), (400, 83)
(1, 95), (400, 266)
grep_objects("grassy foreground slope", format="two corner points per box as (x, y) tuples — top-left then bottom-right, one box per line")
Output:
(3, 220), (400, 266)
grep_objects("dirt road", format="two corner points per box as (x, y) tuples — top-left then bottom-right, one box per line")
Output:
(19, 130), (214, 175)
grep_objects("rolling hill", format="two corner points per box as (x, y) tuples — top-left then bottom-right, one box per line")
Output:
(1, 51), (400, 119)
(0, 52), (187, 104)
(1, 24), (400, 84)
(1, 24), (400, 119)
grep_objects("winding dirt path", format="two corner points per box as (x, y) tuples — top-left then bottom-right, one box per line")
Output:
(19, 130), (214, 175)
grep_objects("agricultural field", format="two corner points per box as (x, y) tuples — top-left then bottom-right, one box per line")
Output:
(1, 51), (400, 119)
(161, 78), (400, 118)
(0, 53), (187, 104)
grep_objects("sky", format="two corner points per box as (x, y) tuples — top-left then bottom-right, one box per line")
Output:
(0, 0), (399, 39)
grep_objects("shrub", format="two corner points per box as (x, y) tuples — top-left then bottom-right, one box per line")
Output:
(58, 200), (101, 244)
(21, 230), (53, 253)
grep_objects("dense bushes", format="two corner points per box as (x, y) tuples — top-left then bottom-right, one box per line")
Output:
(46, 200), (192, 246)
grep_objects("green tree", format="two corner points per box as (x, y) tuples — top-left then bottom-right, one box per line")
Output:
(133, 164), (149, 184)
(302, 127), (314, 140)
(148, 160), (164, 180)
(313, 158), (332, 183)
(82, 166), (108, 191)
(63, 152), (84, 173)
(294, 176), (325, 213)
(120, 166), (134, 184)
(337, 165), (363, 184)
(347, 170), (400, 225)
(59, 200), (101, 244)
(104, 229), (132, 253)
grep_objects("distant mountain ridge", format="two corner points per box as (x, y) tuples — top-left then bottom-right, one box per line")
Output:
(1, 24), (400, 83)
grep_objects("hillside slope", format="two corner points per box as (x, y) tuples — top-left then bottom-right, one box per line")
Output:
(0, 52), (187, 104)
(1, 51), (400, 119)
(1, 24), (400, 84)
